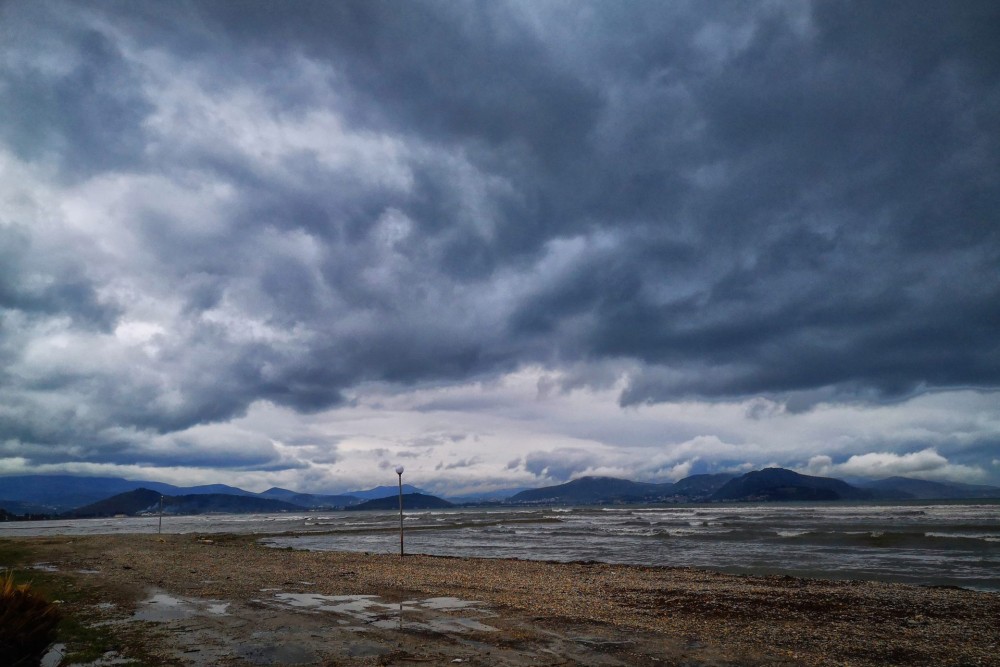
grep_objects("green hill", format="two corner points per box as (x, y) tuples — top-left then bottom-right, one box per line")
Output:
(345, 493), (453, 511)
(509, 476), (676, 504)
(711, 468), (872, 502)
(65, 488), (304, 517)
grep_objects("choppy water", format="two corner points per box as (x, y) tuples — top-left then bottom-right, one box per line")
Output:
(3, 502), (998, 591)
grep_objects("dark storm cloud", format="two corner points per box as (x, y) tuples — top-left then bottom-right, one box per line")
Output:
(0, 3), (152, 179)
(0, 226), (118, 330)
(0, 0), (998, 463)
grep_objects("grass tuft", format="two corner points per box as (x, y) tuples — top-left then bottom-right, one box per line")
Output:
(0, 569), (61, 666)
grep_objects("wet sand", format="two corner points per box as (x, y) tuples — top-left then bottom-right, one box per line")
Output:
(5, 533), (999, 666)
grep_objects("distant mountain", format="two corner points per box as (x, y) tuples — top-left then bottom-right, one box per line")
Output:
(259, 487), (303, 500)
(446, 487), (533, 502)
(344, 484), (427, 501)
(0, 475), (255, 512)
(859, 476), (1000, 500)
(670, 473), (737, 499)
(0, 499), (55, 515)
(0, 475), (164, 511)
(346, 492), (453, 511)
(65, 488), (164, 517)
(948, 481), (1000, 497)
(179, 484), (257, 497)
(509, 476), (676, 504)
(711, 468), (872, 502)
(0, 475), (430, 513)
(157, 493), (304, 515)
(65, 488), (304, 518)
(507, 473), (741, 505)
(258, 487), (360, 508)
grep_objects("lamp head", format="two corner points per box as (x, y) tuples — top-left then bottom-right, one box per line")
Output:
(395, 465), (404, 475)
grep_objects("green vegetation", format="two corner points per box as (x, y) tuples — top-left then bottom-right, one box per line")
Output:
(0, 540), (154, 665)
(0, 569), (61, 666)
(0, 540), (32, 568)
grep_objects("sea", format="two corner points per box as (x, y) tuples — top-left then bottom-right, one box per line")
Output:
(2, 501), (998, 591)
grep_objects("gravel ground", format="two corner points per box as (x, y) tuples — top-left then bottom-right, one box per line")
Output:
(6, 533), (999, 666)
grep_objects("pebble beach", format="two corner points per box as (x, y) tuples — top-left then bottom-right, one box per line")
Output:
(4, 532), (999, 666)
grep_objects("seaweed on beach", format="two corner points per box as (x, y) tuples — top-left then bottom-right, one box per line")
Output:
(0, 569), (61, 666)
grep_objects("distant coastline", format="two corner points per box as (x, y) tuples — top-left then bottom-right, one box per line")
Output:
(3, 468), (998, 521)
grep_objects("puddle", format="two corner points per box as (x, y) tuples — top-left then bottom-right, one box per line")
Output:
(41, 643), (65, 667)
(236, 640), (317, 666)
(276, 593), (387, 616)
(133, 592), (231, 621)
(31, 562), (59, 572)
(207, 602), (230, 615)
(48, 647), (132, 666)
(270, 593), (496, 634)
(368, 615), (497, 633)
(134, 593), (192, 622)
(418, 596), (486, 611)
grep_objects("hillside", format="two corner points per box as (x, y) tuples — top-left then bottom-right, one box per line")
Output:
(344, 484), (427, 501)
(345, 493), (453, 511)
(65, 488), (304, 518)
(0, 475), (255, 512)
(161, 493), (305, 515)
(509, 476), (675, 504)
(670, 473), (736, 499)
(859, 476), (1000, 500)
(65, 488), (164, 517)
(0, 498), (54, 516)
(259, 487), (360, 508)
(711, 468), (872, 502)
(446, 487), (533, 502)
(6, 470), (997, 516)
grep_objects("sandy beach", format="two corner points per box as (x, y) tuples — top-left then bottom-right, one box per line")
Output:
(3, 532), (998, 666)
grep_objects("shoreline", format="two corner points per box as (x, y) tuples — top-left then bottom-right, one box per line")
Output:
(4, 500), (997, 595)
(3, 533), (999, 665)
(264, 531), (1000, 594)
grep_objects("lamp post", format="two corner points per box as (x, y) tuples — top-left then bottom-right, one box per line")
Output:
(395, 465), (405, 557)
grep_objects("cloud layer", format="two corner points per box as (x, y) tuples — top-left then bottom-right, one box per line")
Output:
(1, 1), (998, 490)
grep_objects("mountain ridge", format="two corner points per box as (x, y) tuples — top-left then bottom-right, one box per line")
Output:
(65, 488), (305, 518)
(509, 476), (676, 504)
(0, 475), (430, 513)
(345, 492), (453, 511)
(710, 468), (872, 502)
(2, 470), (998, 517)
(859, 476), (1000, 500)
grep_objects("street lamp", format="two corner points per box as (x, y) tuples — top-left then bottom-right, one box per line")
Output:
(395, 465), (405, 557)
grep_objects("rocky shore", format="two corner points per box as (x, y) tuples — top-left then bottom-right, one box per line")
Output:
(4, 533), (998, 666)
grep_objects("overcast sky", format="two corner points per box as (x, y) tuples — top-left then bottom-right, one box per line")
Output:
(1, 1), (998, 495)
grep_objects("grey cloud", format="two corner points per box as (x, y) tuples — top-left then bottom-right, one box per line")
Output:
(0, 0), (998, 469)
(0, 3), (152, 179)
(435, 457), (481, 472)
(524, 448), (601, 482)
(0, 226), (119, 330)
